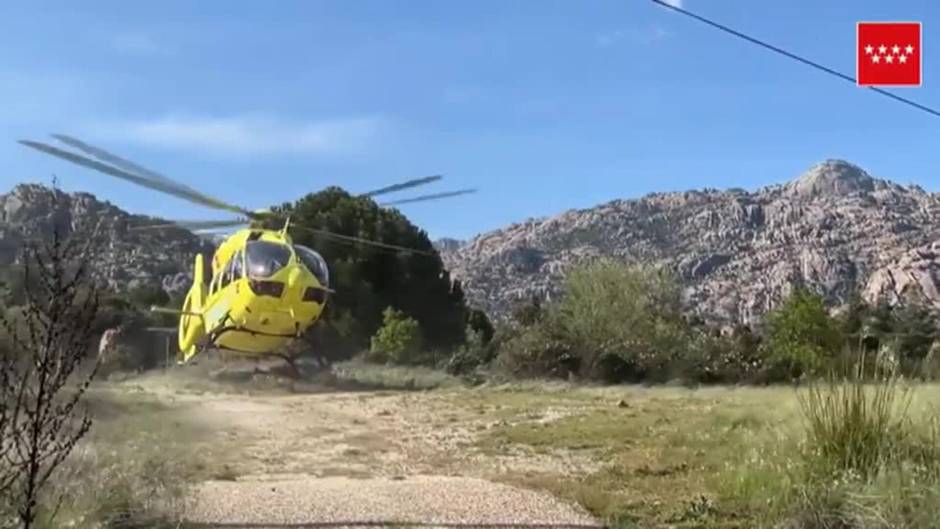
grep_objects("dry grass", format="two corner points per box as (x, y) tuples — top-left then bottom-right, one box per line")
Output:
(8, 388), (206, 528)
(18, 364), (940, 529)
(463, 382), (940, 528)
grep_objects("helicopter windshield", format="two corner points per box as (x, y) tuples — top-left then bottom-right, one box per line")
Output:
(293, 244), (329, 286)
(245, 240), (292, 279)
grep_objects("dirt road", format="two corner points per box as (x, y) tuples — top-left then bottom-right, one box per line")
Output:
(124, 369), (603, 528)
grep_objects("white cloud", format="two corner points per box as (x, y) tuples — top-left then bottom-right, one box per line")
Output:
(94, 114), (386, 157)
(112, 32), (169, 55)
(663, 0), (683, 7)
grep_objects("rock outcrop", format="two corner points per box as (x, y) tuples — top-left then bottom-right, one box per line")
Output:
(0, 183), (214, 296)
(440, 160), (940, 324)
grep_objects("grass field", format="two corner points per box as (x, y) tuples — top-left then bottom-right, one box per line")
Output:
(28, 361), (940, 529)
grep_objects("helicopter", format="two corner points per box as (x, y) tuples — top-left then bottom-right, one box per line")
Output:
(19, 134), (476, 367)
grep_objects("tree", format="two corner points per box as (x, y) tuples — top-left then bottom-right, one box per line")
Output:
(369, 306), (423, 364)
(887, 301), (938, 374)
(271, 187), (468, 350)
(838, 292), (870, 349)
(466, 308), (494, 345)
(765, 287), (843, 378)
(0, 225), (101, 528)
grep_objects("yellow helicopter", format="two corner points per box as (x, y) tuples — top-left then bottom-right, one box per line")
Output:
(19, 134), (476, 366)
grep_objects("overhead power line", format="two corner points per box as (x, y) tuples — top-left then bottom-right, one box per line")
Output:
(651, 0), (940, 119)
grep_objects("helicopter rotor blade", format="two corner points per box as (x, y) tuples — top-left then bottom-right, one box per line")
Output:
(289, 224), (435, 256)
(52, 134), (183, 188)
(358, 175), (442, 198)
(19, 137), (255, 217)
(379, 188), (477, 206)
(129, 218), (250, 231)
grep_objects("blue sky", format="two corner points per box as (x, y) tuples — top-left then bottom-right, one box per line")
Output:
(0, 0), (937, 240)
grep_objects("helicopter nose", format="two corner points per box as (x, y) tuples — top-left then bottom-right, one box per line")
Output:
(287, 266), (304, 288)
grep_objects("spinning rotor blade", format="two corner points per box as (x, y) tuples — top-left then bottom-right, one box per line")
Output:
(359, 175), (442, 198)
(19, 137), (254, 217)
(130, 218), (250, 231)
(290, 224), (434, 256)
(380, 188), (477, 206)
(52, 134), (182, 188)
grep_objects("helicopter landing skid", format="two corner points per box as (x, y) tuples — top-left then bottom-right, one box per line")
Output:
(177, 311), (305, 376)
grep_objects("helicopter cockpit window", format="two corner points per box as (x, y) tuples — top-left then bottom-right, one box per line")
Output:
(221, 250), (244, 288)
(293, 245), (330, 286)
(245, 240), (292, 279)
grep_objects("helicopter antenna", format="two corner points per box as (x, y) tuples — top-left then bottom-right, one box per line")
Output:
(280, 216), (292, 237)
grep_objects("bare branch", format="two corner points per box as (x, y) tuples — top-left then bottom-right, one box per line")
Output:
(0, 187), (102, 529)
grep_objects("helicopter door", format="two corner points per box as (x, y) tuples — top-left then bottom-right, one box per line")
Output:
(204, 254), (240, 333)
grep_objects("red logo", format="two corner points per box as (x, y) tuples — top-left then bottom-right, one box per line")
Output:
(857, 22), (922, 86)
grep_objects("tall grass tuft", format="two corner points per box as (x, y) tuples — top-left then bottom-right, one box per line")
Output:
(797, 356), (915, 480)
(787, 351), (940, 528)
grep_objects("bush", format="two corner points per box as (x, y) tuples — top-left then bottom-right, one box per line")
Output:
(494, 321), (579, 379)
(764, 288), (843, 379)
(554, 260), (689, 380)
(495, 261), (693, 382)
(445, 324), (495, 376)
(369, 307), (423, 365)
(681, 327), (765, 384)
(836, 296), (940, 379)
(511, 298), (544, 327)
(466, 308), (494, 345)
(886, 302), (939, 376)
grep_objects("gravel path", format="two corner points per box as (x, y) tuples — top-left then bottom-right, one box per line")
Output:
(126, 369), (604, 528)
(185, 475), (602, 528)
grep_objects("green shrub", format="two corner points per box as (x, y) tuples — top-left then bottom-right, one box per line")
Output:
(446, 324), (495, 376)
(681, 327), (764, 384)
(555, 260), (689, 380)
(466, 308), (495, 345)
(369, 306), (423, 365)
(511, 298), (544, 327)
(494, 318), (579, 378)
(836, 296), (940, 380)
(765, 288), (843, 379)
(495, 261), (693, 382)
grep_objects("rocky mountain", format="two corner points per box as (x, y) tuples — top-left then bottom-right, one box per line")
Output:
(433, 237), (466, 253)
(440, 160), (940, 325)
(0, 184), (214, 296)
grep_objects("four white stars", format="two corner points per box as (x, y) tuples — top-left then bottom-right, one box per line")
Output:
(864, 42), (916, 64)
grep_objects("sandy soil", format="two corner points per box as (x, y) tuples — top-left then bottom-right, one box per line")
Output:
(121, 365), (603, 527)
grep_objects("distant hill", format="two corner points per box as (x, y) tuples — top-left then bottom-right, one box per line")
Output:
(439, 160), (940, 324)
(0, 183), (214, 295)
